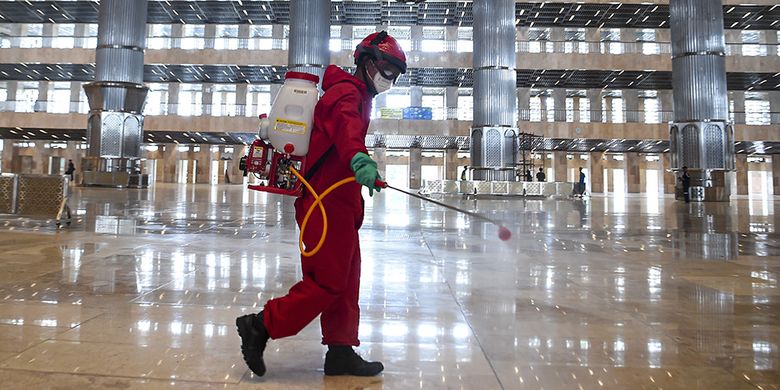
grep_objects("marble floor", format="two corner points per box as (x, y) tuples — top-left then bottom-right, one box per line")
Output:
(0, 183), (778, 389)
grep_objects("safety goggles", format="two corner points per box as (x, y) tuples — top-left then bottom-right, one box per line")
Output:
(371, 59), (403, 82)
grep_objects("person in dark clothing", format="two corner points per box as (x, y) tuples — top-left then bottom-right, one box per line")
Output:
(460, 165), (468, 181)
(577, 167), (586, 196)
(536, 167), (546, 182)
(680, 166), (691, 203)
(524, 170), (533, 182)
(65, 159), (75, 181)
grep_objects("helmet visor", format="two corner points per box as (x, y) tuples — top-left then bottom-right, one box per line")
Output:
(372, 59), (403, 81)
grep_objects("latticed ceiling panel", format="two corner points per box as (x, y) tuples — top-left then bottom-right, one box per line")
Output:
(0, 2), (776, 29)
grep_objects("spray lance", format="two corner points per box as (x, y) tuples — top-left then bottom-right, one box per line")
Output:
(240, 71), (512, 257)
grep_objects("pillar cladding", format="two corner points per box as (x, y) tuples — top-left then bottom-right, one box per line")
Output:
(668, 0), (734, 201)
(83, 0), (149, 186)
(471, 0), (517, 182)
(288, 0), (330, 83)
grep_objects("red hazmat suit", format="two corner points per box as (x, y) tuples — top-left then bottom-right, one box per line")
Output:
(263, 65), (373, 346)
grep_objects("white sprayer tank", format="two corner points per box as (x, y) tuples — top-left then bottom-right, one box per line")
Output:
(265, 71), (320, 156)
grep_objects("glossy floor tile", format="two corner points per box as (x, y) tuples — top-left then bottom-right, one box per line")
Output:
(0, 184), (778, 389)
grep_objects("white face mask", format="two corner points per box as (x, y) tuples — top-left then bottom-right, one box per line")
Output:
(371, 72), (394, 94)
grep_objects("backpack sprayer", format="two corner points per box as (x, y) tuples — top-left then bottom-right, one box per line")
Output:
(240, 71), (512, 258)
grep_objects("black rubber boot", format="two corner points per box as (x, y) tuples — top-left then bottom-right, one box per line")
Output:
(324, 345), (384, 376)
(236, 311), (270, 377)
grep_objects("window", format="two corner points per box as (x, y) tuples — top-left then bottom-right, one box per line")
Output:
(21, 24), (42, 48)
(545, 95), (555, 122)
(457, 27), (473, 53)
(565, 97), (574, 122)
(182, 25), (205, 49)
(250, 26), (272, 50)
(457, 89), (473, 121)
(53, 24), (75, 49)
(329, 26), (341, 52)
(352, 26), (375, 49)
(530, 96), (542, 122)
(386, 87), (411, 109)
(641, 90), (660, 124)
(637, 29), (659, 55)
(421, 27), (445, 52)
(215, 25), (239, 50)
(144, 83), (168, 115)
(579, 96), (591, 123)
(421, 88), (445, 120)
(745, 93), (770, 125)
(148, 24), (171, 49)
(529, 28), (552, 53)
(16, 82), (39, 113)
(0, 82), (8, 112)
(564, 28), (587, 54)
(601, 29), (622, 54)
(47, 82), (71, 114)
(741, 31), (766, 56)
(246, 85), (271, 118)
(212, 84), (237, 116)
(84, 24), (98, 49)
(178, 84), (202, 116)
(611, 97), (625, 123)
(388, 26), (412, 53)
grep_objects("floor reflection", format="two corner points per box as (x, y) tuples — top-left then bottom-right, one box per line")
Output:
(0, 184), (777, 389)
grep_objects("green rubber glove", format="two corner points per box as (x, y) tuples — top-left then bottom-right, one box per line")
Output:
(350, 152), (383, 196)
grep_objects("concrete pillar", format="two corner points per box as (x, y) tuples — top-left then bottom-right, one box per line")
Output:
(1, 140), (13, 173)
(35, 81), (49, 112)
(203, 24), (216, 49)
(730, 91), (745, 124)
(623, 89), (640, 123)
(373, 147), (386, 177)
(41, 24), (54, 48)
(411, 26), (423, 52)
(235, 83), (248, 117)
(769, 92), (780, 127)
(626, 152), (641, 193)
(201, 83), (213, 116)
(410, 86), (423, 107)
(33, 141), (50, 175)
(167, 83), (179, 115)
(588, 89), (603, 123)
(658, 90), (674, 121)
(74, 24), (89, 48)
(5, 81), (18, 112)
(409, 147), (422, 189)
(517, 88), (530, 122)
(553, 151), (568, 182)
(238, 24), (250, 50)
(445, 86), (458, 120)
(772, 156), (780, 195)
(766, 31), (778, 57)
(662, 153), (676, 195)
(171, 24), (183, 49)
(374, 93), (386, 118)
(735, 154), (748, 195)
(69, 82), (82, 113)
(444, 148), (459, 180)
(589, 152), (605, 194)
(539, 93), (548, 121)
(158, 145), (178, 183)
(193, 148), (212, 184)
(552, 89), (566, 122)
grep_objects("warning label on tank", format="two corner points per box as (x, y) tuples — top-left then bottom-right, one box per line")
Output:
(274, 119), (307, 135)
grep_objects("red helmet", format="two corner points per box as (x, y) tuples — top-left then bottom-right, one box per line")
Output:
(354, 31), (407, 74)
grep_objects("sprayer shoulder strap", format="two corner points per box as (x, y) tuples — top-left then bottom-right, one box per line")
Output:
(304, 100), (364, 182)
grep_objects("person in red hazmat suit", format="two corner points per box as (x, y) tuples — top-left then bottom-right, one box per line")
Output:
(236, 31), (407, 377)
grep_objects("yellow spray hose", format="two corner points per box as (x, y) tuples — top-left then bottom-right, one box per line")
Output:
(289, 166), (355, 257)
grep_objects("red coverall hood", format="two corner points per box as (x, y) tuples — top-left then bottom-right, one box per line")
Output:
(321, 65), (372, 102)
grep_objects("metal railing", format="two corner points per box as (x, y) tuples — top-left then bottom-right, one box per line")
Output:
(2, 35), (778, 57)
(1, 100), (777, 125)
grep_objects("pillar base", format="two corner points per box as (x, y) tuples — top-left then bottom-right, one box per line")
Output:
(674, 170), (730, 202)
(471, 167), (516, 182)
(81, 157), (148, 188)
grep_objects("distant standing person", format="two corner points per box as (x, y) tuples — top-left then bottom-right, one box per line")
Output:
(536, 167), (546, 182)
(524, 169), (533, 182)
(65, 159), (75, 181)
(680, 166), (691, 203)
(578, 167), (586, 196)
(460, 166), (468, 181)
